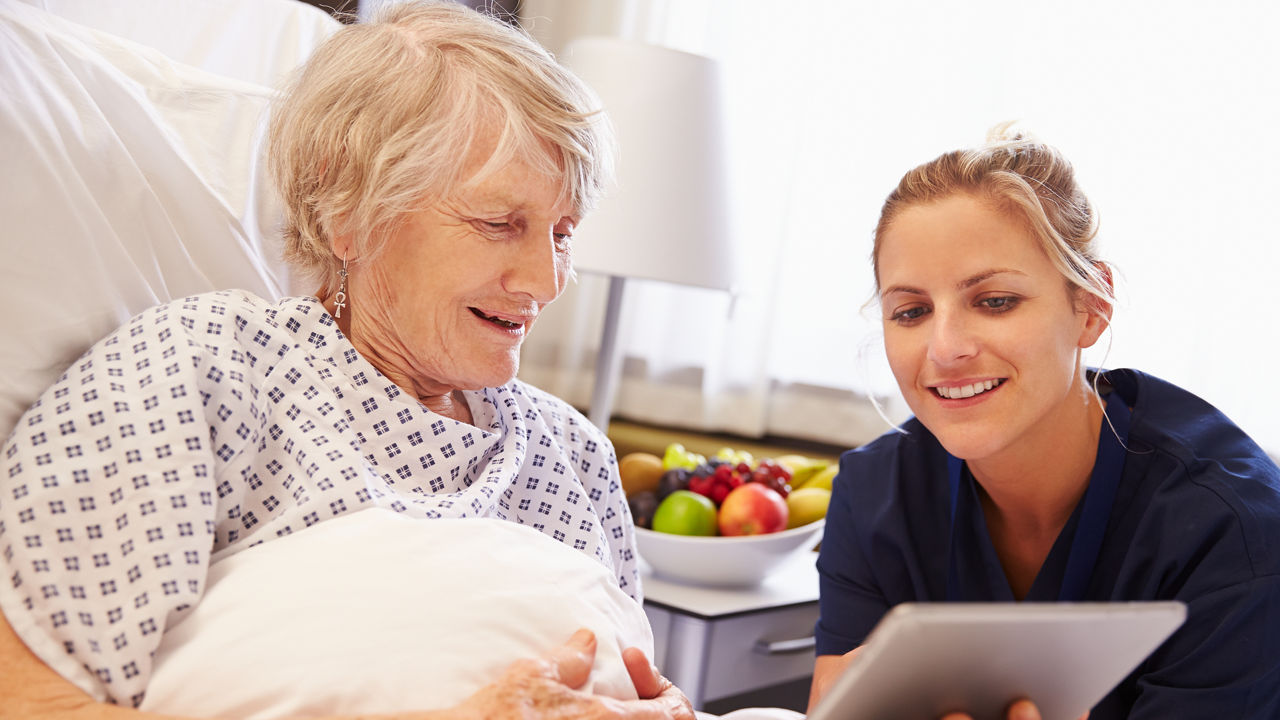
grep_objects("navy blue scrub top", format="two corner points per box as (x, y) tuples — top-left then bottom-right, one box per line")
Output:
(815, 369), (1280, 719)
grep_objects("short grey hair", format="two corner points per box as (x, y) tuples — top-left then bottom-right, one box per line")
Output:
(268, 0), (613, 291)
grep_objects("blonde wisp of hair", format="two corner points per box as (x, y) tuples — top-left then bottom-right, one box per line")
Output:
(872, 124), (1113, 314)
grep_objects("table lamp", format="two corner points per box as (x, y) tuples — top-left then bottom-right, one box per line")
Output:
(559, 36), (735, 432)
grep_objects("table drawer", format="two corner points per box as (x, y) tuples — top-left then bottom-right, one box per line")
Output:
(702, 603), (818, 701)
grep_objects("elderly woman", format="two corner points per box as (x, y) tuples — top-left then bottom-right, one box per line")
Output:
(0, 3), (692, 719)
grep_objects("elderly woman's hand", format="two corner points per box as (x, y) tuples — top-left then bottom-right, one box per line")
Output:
(452, 629), (695, 720)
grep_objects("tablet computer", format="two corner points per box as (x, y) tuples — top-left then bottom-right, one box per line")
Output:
(807, 601), (1185, 720)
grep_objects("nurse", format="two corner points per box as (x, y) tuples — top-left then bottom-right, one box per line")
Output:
(809, 127), (1280, 719)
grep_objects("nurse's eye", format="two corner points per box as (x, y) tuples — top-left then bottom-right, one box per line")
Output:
(978, 295), (1020, 313)
(889, 305), (930, 325)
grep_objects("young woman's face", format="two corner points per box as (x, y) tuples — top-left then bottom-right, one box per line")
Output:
(876, 193), (1107, 464)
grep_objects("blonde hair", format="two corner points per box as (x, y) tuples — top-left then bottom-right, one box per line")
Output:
(872, 124), (1112, 312)
(268, 1), (612, 292)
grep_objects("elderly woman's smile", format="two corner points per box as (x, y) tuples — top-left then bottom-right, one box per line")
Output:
(468, 307), (529, 330)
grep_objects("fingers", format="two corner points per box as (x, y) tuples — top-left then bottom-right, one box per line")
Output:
(518, 631), (695, 719)
(938, 698), (1044, 720)
(463, 630), (699, 720)
(656, 683), (698, 720)
(543, 628), (597, 690)
(625, 681), (697, 720)
(1006, 698), (1043, 720)
(622, 646), (669, 700)
(620, 646), (696, 719)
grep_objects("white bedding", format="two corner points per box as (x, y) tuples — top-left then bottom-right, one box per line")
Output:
(140, 509), (654, 718)
(0, 4), (807, 717)
(0, 0), (338, 443)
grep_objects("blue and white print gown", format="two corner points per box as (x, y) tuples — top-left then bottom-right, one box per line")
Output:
(0, 290), (639, 707)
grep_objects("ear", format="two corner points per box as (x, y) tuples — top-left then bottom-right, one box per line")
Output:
(329, 230), (354, 263)
(1076, 262), (1113, 349)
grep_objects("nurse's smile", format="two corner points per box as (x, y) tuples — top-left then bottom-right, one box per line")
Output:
(932, 378), (1006, 400)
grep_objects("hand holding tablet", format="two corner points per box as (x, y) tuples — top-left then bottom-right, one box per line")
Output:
(808, 602), (1186, 720)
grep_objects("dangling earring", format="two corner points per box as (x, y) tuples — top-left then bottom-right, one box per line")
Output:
(334, 254), (349, 318)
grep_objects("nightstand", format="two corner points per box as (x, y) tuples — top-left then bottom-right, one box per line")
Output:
(640, 550), (820, 711)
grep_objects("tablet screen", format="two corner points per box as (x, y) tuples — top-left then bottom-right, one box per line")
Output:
(808, 602), (1185, 720)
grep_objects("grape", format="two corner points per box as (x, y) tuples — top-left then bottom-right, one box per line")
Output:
(751, 468), (792, 497)
(656, 468), (692, 501)
(691, 463), (715, 479)
(628, 490), (659, 529)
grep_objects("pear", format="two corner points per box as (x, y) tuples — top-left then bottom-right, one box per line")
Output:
(786, 487), (831, 528)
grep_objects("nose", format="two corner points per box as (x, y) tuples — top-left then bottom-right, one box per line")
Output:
(926, 306), (979, 367)
(503, 227), (566, 304)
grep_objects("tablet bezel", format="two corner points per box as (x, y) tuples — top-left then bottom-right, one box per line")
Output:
(808, 601), (1186, 720)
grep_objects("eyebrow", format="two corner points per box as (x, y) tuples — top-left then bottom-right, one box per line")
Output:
(882, 268), (1027, 297)
(457, 190), (579, 221)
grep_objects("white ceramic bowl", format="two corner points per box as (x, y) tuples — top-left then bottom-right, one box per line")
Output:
(634, 519), (825, 588)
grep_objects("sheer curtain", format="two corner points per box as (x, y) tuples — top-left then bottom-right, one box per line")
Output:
(517, 0), (1280, 454)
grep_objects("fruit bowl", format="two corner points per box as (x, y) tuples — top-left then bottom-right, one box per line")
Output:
(634, 519), (825, 588)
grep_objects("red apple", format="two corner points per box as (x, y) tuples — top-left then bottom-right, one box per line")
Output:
(717, 482), (789, 536)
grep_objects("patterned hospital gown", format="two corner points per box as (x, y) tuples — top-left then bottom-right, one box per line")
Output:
(0, 290), (639, 707)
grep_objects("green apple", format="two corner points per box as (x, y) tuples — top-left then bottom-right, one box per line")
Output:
(652, 490), (718, 536)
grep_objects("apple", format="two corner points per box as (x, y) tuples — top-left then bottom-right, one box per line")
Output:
(718, 483), (788, 536)
(652, 490), (718, 536)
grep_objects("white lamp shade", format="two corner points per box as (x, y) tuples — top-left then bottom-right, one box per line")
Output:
(561, 36), (736, 292)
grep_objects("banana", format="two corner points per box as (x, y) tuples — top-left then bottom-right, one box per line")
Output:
(794, 463), (837, 491)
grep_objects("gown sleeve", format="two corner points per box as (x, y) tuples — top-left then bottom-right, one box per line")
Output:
(0, 301), (239, 707)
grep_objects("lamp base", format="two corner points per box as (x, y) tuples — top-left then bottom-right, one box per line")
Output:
(588, 275), (627, 432)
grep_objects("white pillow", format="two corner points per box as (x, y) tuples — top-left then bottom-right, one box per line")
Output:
(0, 2), (325, 442)
(14, 0), (340, 89)
(140, 510), (653, 719)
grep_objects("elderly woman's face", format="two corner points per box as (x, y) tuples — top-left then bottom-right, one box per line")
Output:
(346, 157), (576, 396)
